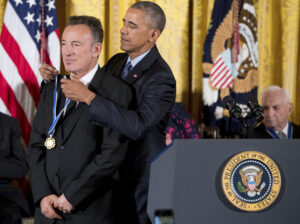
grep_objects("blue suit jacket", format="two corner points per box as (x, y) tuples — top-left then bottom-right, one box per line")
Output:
(89, 45), (176, 223)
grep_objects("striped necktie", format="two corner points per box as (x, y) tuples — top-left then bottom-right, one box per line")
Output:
(121, 61), (132, 79)
(277, 131), (286, 139)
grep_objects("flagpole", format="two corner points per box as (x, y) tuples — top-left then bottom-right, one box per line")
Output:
(231, 0), (240, 63)
(40, 0), (46, 63)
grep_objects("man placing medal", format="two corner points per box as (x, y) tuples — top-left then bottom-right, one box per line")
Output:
(28, 16), (132, 224)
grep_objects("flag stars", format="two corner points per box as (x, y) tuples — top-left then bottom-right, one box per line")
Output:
(35, 30), (41, 42)
(46, 0), (56, 11)
(24, 12), (35, 25)
(26, 0), (36, 8)
(45, 15), (53, 27)
(14, 0), (23, 6)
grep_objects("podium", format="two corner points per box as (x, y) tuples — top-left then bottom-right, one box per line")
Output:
(147, 139), (300, 224)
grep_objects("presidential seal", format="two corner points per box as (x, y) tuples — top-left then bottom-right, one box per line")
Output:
(221, 151), (281, 211)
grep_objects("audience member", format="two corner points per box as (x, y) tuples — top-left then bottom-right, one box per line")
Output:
(248, 85), (300, 139)
(0, 112), (31, 224)
(166, 103), (200, 145)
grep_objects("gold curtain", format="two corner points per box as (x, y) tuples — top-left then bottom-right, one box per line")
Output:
(255, 0), (300, 124)
(0, 0), (299, 124)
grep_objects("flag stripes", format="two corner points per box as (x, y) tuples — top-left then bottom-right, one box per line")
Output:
(0, 71), (31, 144)
(210, 55), (233, 89)
(1, 24), (40, 107)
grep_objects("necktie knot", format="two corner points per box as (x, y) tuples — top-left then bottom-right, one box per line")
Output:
(121, 61), (132, 79)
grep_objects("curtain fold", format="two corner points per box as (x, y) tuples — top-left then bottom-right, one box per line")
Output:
(0, 0), (299, 125)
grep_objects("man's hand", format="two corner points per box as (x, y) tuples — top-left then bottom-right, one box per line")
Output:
(40, 194), (62, 220)
(39, 63), (58, 81)
(54, 194), (74, 214)
(61, 77), (96, 105)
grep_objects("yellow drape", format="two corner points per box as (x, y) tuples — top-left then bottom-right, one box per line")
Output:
(0, 0), (299, 124)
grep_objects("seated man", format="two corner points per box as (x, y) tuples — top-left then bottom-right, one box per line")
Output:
(248, 85), (300, 139)
(0, 112), (31, 224)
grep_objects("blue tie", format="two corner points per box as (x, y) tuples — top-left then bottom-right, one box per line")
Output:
(121, 61), (132, 79)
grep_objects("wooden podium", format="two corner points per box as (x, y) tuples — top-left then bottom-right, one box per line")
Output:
(147, 139), (300, 224)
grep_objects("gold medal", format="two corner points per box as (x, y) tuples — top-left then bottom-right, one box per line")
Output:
(44, 134), (56, 150)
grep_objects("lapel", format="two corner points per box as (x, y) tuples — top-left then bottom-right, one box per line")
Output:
(114, 56), (128, 79)
(61, 66), (105, 143)
(57, 76), (66, 115)
(123, 45), (159, 84)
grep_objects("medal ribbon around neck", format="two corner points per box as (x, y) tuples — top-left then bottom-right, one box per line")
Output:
(266, 122), (292, 139)
(45, 75), (71, 149)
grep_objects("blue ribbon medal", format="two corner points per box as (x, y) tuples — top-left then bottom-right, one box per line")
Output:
(44, 75), (70, 149)
(266, 122), (292, 139)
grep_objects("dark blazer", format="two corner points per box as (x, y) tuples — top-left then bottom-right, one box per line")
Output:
(248, 122), (300, 139)
(0, 112), (31, 222)
(89, 46), (176, 223)
(28, 66), (132, 224)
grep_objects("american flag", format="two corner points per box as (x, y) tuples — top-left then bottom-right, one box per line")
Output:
(210, 48), (238, 89)
(0, 0), (60, 145)
(202, 0), (258, 136)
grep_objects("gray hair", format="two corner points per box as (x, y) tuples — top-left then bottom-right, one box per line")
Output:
(131, 1), (166, 32)
(262, 85), (290, 103)
(66, 16), (104, 44)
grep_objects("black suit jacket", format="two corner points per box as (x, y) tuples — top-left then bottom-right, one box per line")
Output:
(89, 46), (176, 222)
(0, 112), (30, 217)
(28, 67), (132, 224)
(248, 122), (300, 139)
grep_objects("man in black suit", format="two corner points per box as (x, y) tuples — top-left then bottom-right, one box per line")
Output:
(248, 85), (300, 139)
(28, 16), (131, 224)
(0, 112), (31, 224)
(40, 2), (176, 223)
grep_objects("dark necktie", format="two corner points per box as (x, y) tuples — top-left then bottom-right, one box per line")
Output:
(121, 61), (132, 79)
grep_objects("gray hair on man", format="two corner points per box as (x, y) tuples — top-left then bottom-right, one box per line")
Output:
(262, 85), (290, 103)
(131, 1), (166, 32)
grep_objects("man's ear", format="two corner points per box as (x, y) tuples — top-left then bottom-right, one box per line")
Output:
(287, 102), (293, 115)
(93, 43), (102, 57)
(149, 29), (161, 42)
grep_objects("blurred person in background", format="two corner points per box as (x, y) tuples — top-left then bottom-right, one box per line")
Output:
(248, 85), (300, 139)
(0, 112), (31, 224)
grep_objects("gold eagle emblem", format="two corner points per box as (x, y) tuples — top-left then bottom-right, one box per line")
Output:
(239, 165), (265, 197)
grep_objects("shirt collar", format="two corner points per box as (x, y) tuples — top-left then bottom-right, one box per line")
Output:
(80, 64), (99, 86)
(276, 122), (289, 136)
(126, 50), (151, 68)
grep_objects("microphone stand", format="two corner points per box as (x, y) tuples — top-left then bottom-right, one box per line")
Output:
(224, 96), (263, 138)
(238, 115), (249, 139)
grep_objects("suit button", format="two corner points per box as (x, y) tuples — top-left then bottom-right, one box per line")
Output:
(55, 172), (58, 176)
(60, 145), (64, 150)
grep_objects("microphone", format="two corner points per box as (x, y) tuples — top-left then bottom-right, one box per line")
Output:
(223, 96), (242, 120)
(247, 95), (264, 123)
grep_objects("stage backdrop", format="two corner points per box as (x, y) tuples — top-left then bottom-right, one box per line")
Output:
(0, 0), (299, 125)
